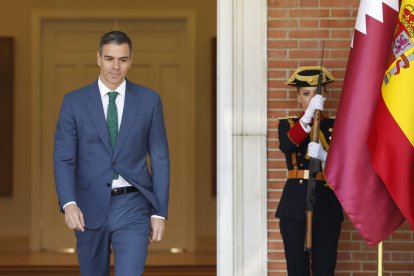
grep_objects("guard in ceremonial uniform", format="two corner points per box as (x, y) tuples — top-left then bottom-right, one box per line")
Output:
(275, 66), (343, 275)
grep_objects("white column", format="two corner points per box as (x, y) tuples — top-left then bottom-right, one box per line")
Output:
(217, 0), (268, 275)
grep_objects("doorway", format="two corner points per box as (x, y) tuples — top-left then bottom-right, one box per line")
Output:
(30, 10), (198, 253)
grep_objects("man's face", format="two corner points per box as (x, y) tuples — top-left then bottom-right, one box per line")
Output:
(97, 43), (132, 90)
(297, 86), (325, 110)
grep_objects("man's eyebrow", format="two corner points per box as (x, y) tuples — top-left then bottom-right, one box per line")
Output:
(103, 55), (130, 59)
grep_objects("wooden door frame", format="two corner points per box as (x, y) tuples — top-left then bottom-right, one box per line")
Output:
(30, 9), (196, 251)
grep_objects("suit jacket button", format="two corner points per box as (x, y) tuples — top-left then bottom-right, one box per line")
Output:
(106, 183), (111, 187)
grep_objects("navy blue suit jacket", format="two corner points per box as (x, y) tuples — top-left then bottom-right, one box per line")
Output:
(54, 80), (170, 229)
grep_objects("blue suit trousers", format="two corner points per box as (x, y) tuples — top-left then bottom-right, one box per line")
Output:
(75, 190), (151, 276)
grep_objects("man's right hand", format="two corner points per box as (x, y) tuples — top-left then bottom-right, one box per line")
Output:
(64, 204), (85, 232)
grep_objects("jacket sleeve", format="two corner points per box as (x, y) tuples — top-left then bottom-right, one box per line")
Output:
(53, 94), (78, 211)
(278, 119), (309, 153)
(148, 95), (170, 218)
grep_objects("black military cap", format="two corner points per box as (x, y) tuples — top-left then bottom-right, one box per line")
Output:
(286, 66), (335, 87)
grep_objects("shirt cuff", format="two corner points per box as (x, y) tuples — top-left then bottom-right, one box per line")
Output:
(151, 215), (165, 220)
(63, 201), (77, 210)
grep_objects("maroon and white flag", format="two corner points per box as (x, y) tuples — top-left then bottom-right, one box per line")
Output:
(325, 0), (404, 246)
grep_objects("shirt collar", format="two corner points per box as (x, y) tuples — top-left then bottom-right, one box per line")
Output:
(98, 77), (126, 98)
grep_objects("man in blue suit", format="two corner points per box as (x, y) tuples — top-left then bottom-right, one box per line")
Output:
(53, 30), (170, 276)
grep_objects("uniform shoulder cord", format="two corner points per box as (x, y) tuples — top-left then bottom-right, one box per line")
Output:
(309, 127), (329, 152)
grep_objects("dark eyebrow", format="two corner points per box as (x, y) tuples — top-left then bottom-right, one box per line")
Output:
(103, 55), (130, 59)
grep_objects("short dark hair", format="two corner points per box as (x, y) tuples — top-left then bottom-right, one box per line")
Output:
(98, 30), (132, 56)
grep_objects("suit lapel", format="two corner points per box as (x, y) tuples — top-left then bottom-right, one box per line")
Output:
(113, 82), (141, 159)
(87, 82), (113, 156)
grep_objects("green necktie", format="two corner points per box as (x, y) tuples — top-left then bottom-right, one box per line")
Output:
(107, 91), (119, 179)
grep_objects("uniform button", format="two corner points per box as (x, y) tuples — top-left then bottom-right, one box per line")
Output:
(299, 179), (303, 184)
(112, 160), (115, 165)
(297, 153), (301, 156)
(299, 163), (304, 167)
(106, 183), (111, 187)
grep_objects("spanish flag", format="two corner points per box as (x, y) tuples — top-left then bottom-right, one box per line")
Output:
(369, 0), (414, 230)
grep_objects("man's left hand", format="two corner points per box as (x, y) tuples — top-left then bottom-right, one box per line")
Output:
(149, 217), (165, 243)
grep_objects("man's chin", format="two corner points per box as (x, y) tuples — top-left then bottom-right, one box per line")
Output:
(108, 77), (123, 85)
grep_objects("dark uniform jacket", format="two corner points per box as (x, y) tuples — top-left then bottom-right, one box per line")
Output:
(275, 116), (343, 223)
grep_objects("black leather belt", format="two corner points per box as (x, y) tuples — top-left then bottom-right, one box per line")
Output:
(111, 186), (139, 196)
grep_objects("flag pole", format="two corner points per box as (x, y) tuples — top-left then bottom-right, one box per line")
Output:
(378, 241), (383, 276)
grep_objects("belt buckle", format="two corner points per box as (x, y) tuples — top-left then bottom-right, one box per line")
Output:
(303, 170), (309, 180)
(112, 188), (122, 196)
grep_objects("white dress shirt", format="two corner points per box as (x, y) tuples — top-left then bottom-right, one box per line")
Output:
(98, 78), (131, 189)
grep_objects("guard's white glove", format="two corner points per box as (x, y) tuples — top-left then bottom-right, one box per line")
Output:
(307, 142), (327, 169)
(300, 94), (325, 125)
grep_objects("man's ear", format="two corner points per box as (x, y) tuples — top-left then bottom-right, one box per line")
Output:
(97, 51), (101, 66)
